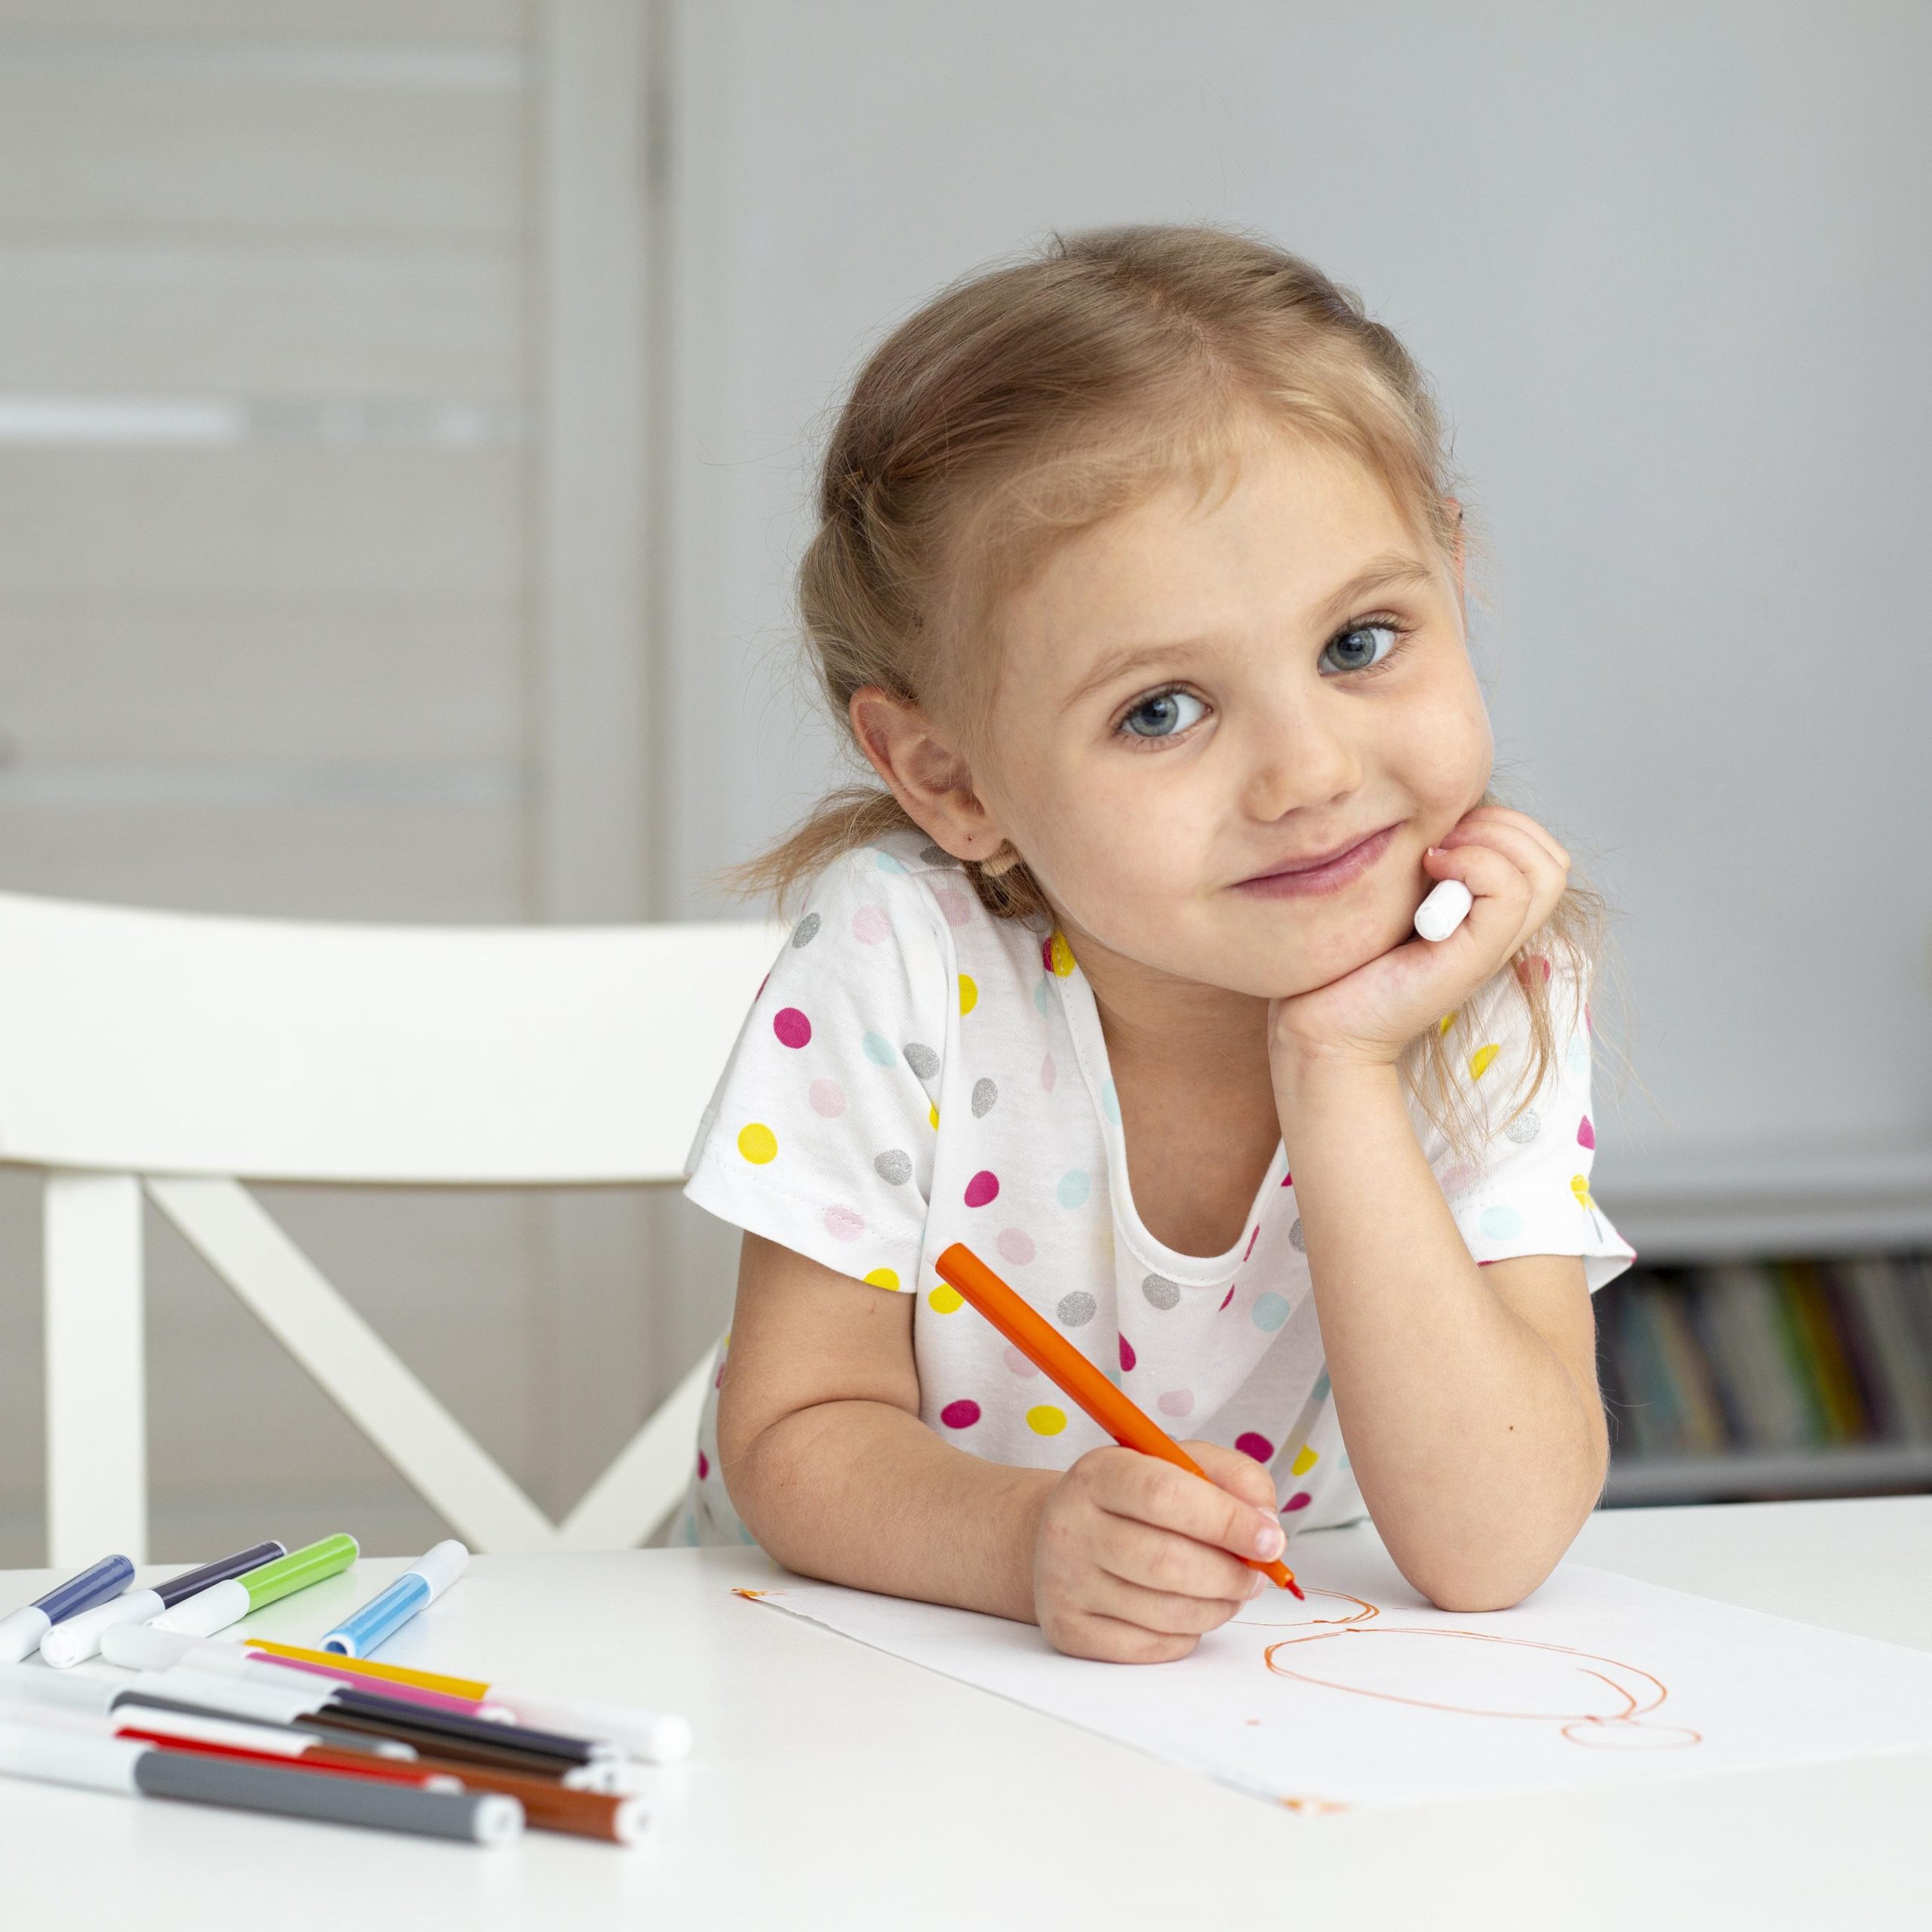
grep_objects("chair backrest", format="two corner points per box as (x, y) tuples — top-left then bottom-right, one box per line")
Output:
(0, 889), (785, 1564)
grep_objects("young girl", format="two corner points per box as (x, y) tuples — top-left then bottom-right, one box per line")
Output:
(678, 225), (1635, 1662)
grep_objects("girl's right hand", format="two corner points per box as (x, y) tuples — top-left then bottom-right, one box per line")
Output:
(1031, 1441), (1287, 1662)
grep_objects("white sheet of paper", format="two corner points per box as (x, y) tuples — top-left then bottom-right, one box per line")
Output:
(749, 1540), (1932, 1811)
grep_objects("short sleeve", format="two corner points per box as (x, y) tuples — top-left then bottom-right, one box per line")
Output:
(1438, 954), (1636, 1293)
(681, 848), (951, 1293)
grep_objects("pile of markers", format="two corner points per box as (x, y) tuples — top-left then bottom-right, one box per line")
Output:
(0, 1536), (691, 1848)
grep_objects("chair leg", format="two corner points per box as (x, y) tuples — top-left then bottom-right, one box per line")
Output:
(45, 1171), (146, 1567)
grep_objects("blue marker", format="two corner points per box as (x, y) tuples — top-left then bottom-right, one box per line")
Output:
(0, 1554), (136, 1663)
(321, 1540), (469, 1658)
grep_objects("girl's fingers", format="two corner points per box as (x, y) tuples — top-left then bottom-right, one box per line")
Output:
(1445, 804), (1570, 872)
(1086, 1568), (1253, 1638)
(1092, 1511), (1270, 1604)
(1426, 829), (1564, 948)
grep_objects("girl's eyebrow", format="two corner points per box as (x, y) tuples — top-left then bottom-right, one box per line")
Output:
(1059, 552), (1438, 711)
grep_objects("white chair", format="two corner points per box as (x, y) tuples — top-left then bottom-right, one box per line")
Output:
(0, 889), (784, 1565)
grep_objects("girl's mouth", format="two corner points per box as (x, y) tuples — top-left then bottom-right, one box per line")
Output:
(1230, 823), (1400, 900)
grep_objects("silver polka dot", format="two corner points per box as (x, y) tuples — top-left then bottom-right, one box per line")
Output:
(874, 1149), (912, 1186)
(971, 1077), (998, 1118)
(918, 844), (962, 869)
(903, 1041), (940, 1080)
(1288, 1218), (1305, 1252)
(1141, 1273), (1180, 1311)
(790, 912), (820, 948)
(1057, 1291), (1097, 1327)
(1504, 1108), (1542, 1144)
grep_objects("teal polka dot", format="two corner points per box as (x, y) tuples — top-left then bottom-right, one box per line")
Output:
(1252, 1292), (1291, 1333)
(874, 850), (906, 872)
(1057, 1168), (1091, 1209)
(1480, 1204), (1525, 1239)
(1312, 1370), (1331, 1401)
(1033, 977), (1052, 1015)
(1568, 1038), (1590, 1077)
(1101, 1079), (1121, 1125)
(862, 1030), (897, 1067)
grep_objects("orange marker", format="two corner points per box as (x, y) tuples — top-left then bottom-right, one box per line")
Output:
(934, 1243), (1303, 1597)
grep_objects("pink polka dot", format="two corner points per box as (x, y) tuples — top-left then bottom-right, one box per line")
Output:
(1282, 1492), (1313, 1512)
(1156, 1389), (1195, 1418)
(1041, 937), (1055, 972)
(940, 1398), (981, 1429)
(758, 973), (769, 998)
(1440, 1162), (1479, 1196)
(1118, 1335), (1137, 1372)
(823, 1204), (865, 1241)
(1577, 1114), (1596, 1149)
(1243, 1224), (1260, 1263)
(851, 904), (891, 944)
(964, 1170), (1000, 1208)
(1281, 1170), (1292, 1186)
(1040, 1053), (1057, 1092)
(997, 1227), (1035, 1266)
(697, 1448), (710, 1479)
(1219, 1284), (1235, 1311)
(772, 1007), (811, 1048)
(809, 1078), (846, 1117)
(1004, 1346), (1039, 1378)
(714, 1361), (726, 1389)
(1235, 1432), (1273, 1463)
(934, 885), (973, 928)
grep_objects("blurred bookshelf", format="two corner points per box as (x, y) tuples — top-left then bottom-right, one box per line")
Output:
(1595, 1146), (1932, 1506)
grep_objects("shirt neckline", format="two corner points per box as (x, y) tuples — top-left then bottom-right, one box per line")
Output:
(1048, 932), (1287, 1287)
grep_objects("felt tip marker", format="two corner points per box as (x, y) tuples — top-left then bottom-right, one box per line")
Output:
(38, 1541), (285, 1668)
(0, 1721), (523, 1845)
(0, 1554), (135, 1663)
(934, 1243), (1303, 1596)
(243, 1639), (693, 1764)
(321, 1539), (468, 1657)
(1413, 877), (1473, 941)
(149, 1533), (357, 1638)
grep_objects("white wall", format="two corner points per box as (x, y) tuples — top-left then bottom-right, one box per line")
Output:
(658, 0), (1932, 1191)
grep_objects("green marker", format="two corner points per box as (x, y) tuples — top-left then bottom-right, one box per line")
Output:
(149, 1534), (358, 1639)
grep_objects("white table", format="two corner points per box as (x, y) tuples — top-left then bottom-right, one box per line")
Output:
(4, 1497), (1929, 1930)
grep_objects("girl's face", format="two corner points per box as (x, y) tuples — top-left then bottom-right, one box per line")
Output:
(975, 429), (1494, 1002)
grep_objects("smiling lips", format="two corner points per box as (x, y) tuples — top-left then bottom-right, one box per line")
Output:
(1232, 823), (1400, 900)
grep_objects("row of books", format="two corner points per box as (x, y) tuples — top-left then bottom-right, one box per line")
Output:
(1596, 1254), (1932, 1461)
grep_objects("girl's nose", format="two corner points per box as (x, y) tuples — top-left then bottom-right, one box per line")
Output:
(1239, 697), (1364, 822)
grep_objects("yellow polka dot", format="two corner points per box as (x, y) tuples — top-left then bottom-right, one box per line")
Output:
(863, 1267), (900, 1291)
(1571, 1174), (1593, 1209)
(1438, 1013), (1455, 1036)
(928, 1284), (963, 1314)
(1468, 1044), (1499, 1081)
(1026, 1404), (1068, 1436)
(1048, 931), (1076, 977)
(958, 974), (978, 1016)
(928, 1102), (940, 1129)
(1291, 1444), (1318, 1477)
(736, 1122), (777, 1164)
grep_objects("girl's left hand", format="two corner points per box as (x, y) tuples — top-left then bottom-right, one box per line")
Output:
(1267, 804), (1570, 1079)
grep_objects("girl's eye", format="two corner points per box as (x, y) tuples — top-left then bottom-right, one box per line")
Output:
(1321, 623), (1402, 675)
(1118, 688), (1208, 740)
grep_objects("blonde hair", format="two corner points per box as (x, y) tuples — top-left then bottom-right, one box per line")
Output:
(724, 223), (1614, 1164)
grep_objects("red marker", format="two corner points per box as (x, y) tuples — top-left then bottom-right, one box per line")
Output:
(934, 1243), (1303, 1597)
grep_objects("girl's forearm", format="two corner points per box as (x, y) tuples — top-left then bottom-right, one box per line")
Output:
(726, 1398), (1056, 1621)
(1275, 1059), (1606, 1609)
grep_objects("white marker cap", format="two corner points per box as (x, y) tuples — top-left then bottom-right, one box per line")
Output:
(1414, 878), (1474, 942)
(0, 1607), (51, 1665)
(149, 1577), (248, 1639)
(498, 1687), (693, 1764)
(38, 1589), (164, 1669)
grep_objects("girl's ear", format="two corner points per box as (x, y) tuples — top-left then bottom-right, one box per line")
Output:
(848, 685), (1007, 863)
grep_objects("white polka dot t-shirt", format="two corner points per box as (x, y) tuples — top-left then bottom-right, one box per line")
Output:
(677, 825), (1635, 1548)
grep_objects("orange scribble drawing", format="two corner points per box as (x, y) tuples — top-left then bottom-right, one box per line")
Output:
(1241, 1586), (1379, 1630)
(731, 1586), (779, 1601)
(1278, 1794), (1350, 1816)
(1263, 1623), (1702, 1750)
